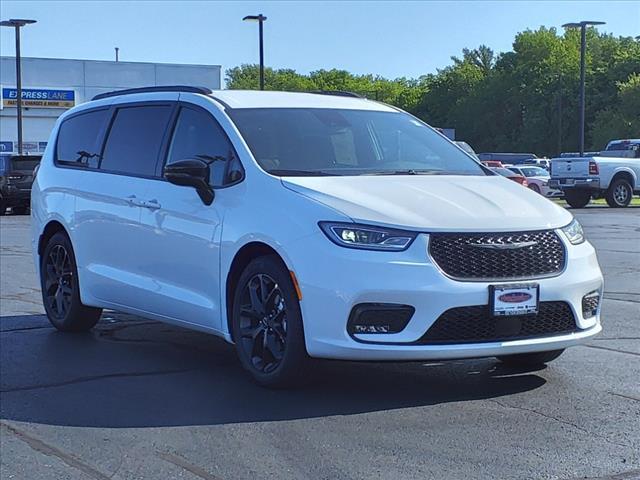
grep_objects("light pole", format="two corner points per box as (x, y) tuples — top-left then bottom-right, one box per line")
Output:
(0, 19), (37, 155)
(243, 14), (267, 90)
(562, 20), (605, 157)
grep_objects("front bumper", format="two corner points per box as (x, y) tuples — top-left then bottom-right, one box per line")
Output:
(549, 177), (601, 191)
(289, 231), (603, 361)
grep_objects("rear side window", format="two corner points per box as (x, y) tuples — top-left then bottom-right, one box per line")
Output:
(167, 106), (240, 187)
(56, 109), (109, 168)
(101, 105), (173, 177)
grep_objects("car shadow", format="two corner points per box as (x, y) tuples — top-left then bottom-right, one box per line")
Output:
(0, 313), (546, 428)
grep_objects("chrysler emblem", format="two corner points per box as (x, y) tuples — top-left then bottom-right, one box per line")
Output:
(472, 241), (538, 250)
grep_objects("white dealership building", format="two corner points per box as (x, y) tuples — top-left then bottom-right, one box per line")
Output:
(0, 57), (222, 155)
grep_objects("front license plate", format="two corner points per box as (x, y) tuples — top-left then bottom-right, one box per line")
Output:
(490, 284), (539, 316)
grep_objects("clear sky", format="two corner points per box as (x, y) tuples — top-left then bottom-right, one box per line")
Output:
(1, 1), (638, 82)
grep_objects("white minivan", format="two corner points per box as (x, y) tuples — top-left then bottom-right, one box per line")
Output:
(32, 87), (604, 386)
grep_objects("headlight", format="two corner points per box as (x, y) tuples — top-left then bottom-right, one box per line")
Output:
(561, 218), (585, 245)
(319, 222), (417, 251)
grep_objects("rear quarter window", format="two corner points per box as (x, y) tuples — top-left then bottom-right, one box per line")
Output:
(56, 109), (110, 168)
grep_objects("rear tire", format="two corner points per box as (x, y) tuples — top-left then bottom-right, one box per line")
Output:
(40, 232), (102, 332)
(564, 189), (591, 209)
(497, 349), (564, 367)
(0, 199), (6, 216)
(231, 255), (310, 388)
(605, 178), (633, 208)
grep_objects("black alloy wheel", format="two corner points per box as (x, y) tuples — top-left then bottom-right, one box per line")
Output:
(40, 232), (102, 331)
(232, 255), (309, 387)
(238, 273), (288, 374)
(44, 244), (74, 319)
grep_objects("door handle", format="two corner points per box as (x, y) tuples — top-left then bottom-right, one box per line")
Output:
(141, 199), (162, 210)
(125, 195), (143, 207)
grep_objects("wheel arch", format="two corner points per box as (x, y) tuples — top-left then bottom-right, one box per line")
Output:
(224, 241), (291, 341)
(37, 220), (70, 257)
(610, 169), (636, 190)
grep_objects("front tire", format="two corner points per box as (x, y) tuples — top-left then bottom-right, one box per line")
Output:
(497, 349), (564, 367)
(231, 255), (309, 388)
(564, 189), (591, 209)
(605, 178), (633, 208)
(40, 232), (102, 332)
(528, 183), (541, 194)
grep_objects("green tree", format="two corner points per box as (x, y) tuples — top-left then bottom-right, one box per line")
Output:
(225, 28), (639, 157)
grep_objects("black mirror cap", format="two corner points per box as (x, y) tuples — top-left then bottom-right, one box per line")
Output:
(164, 158), (215, 205)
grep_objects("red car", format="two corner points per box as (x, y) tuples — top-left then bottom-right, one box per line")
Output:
(481, 160), (504, 168)
(491, 167), (528, 187)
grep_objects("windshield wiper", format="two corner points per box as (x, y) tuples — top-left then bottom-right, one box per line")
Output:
(268, 169), (341, 176)
(362, 169), (447, 176)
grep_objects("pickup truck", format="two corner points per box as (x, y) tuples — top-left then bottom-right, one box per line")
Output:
(549, 139), (640, 208)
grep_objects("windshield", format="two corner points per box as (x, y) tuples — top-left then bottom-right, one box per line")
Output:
(229, 108), (486, 176)
(455, 141), (479, 160)
(520, 167), (548, 177)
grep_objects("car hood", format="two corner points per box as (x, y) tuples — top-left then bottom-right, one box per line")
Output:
(282, 175), (572, 232)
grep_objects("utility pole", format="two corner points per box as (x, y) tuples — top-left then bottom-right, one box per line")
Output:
(0, 18), (37, 155)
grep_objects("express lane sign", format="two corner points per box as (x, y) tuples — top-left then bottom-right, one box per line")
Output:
(1, 88), (75, 109)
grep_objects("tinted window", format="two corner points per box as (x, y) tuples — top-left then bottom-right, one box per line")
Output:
(56, 109), (109, 168)
(229, 108), (485, 176)
(101, 105), (173, 176)
(11, 156), (41, 172)
(167, 107), (238, 186)
(492, 167), (515, 177)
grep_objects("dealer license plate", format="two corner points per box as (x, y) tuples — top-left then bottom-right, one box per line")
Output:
(490, 284), (539, 316)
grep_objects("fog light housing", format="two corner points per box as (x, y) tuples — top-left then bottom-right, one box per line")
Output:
(348, 304), (415, 335)
(582, 291), (600, 319)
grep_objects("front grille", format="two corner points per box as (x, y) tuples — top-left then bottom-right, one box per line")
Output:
(417, 302), (578, 344)
(429, 230), (565, 281)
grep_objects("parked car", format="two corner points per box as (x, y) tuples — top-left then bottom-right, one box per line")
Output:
(550, 139), (640, 208)
(491, 166), (528, 187)
(0, 154), (42, 215)
(522, 158), (551, 171)
(454, 141), (480, 161)
(478, 153), (539, 165)
(508, 165), (562, 197)
(481, 160), (504, 168)
(32, 87), (603, 387)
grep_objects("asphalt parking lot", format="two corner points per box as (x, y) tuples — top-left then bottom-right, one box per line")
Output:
(1, 208), (639, 480)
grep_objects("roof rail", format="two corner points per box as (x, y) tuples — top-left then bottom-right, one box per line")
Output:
(311, 90), (364, 99)
(92, 85), (213, 101)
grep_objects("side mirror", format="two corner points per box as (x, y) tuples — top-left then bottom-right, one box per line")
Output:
(164, 158), (215, 205)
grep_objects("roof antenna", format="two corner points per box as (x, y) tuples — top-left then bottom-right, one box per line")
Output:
(115, 47), (119, 62)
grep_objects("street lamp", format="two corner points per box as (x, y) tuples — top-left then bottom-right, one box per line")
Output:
(243, 14), (267, 90)
(0, 19), (36, 155)
(562, 20), (605, 157)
